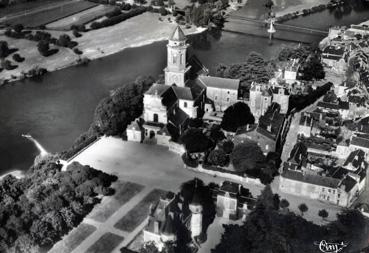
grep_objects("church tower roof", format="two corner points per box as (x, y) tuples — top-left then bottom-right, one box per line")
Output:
(170, 25), (186, 41)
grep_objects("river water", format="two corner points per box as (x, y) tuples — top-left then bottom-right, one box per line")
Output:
(0, 5), (369, 175)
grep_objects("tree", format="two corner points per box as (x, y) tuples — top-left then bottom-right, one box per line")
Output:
(298, 203), (308, 216)
(318, 209), (328, 220)
(207, 149), (228, 167)
(57, 34), (71, 47)
(279, 199), (290, 211)
(13, 24), (24, 34)
(0, 40), (9, 66)
(221, 102), (254, 132)
(221, 140), (234, 154)
(230, 141), (265, 172)
(180, 128), (213, 153)
(37, 40), (50, 56)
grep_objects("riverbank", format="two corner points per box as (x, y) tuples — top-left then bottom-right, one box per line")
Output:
(0, 170), (24, 180)
(0, 12), (206, 85)
(273, 0), (331, 17)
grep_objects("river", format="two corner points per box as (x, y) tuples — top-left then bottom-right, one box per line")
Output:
(0, 3), (369, 175)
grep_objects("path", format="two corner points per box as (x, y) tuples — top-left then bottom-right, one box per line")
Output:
(71, 186), (154, 253)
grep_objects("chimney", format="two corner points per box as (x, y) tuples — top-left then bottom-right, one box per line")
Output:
(154, 221), (160, 234)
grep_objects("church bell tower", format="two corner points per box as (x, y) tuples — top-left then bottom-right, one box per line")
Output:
(165, 26), (188, 87)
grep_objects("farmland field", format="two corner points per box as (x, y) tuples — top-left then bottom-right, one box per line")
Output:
(47, 4), (116, 30)
(0, 1), (98, 28)
(0, 0), (72, 17)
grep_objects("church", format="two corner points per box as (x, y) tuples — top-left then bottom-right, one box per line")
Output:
(127, 25), (241, 146)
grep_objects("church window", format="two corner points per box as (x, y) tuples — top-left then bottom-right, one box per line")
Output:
(173, 54), (177, 64)
(184, 102), (187, 108)
(180, 54), (183, 64)
(227, 98), (230, 102)
(153, 113), (158, 122)
(215, 96), (218, 100)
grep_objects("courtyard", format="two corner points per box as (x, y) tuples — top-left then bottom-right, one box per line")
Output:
(50, 136), (345, 253)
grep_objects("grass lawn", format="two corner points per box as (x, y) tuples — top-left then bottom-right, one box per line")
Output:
(86, 232), (124, 253)
(47, 5), (116, 30)
(114, 189), (167, 232)
(89, 181), (145, 222)
(1, 1), (98, 27)
(49, 223), (96, 253)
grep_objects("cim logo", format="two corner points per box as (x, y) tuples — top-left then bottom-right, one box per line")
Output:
(316, 240), (348, 253)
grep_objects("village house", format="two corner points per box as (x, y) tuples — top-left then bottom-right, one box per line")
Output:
(280, 141), (367, 207)
(214, 181), (256, 221)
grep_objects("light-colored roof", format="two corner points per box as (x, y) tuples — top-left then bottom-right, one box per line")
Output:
(169, 25), (186, 41)
(198, 76), (240, 90)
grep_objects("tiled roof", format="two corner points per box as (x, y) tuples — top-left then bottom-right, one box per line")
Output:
(340, 176), (357, 193)
(322, 45), (345, 56)
(351, 136), (369, 149)
(145, 83), (170, 96)
(198, 76), (240, 90)
(344, 149), (366, 170)
(172, 86), (193, 100)
(317, 101), (339, 110)
(282, 170), (341, 188)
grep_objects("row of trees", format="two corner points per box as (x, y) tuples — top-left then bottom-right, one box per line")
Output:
(0, 157), (116, 252)
(90, 6), (147, 29)
(61, 76), (155, 160)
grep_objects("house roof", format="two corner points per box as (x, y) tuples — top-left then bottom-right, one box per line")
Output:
(322, 45), (345, 56)
(317, 101), (339, 110)
(127, 120), (140, 130)
(351, 136), (369, 149)
(288, 142), (308, 166)
(282, 170), (341, 188)
(344, 149), (366, 170)
(257, 103), (285, 140)
(197, 76), (240, 90)
(340, 176), (357, 193)
(172, 86), (193, 100)
(145, 83), (170, 96)
(169, 25), (186, 41)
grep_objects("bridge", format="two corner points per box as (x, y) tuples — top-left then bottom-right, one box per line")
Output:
(225, 14), (328, 40)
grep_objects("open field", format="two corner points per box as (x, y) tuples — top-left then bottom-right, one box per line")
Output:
(114, 189), (166, 232)
(0, 36), (79, 81)
(89, 181), (145, 222)
(0, 1), (98, 28)
(49, 223), (96, 253)
(86, 232), (124, 253)
(46, 4), (116, 30)
(0, 0), (71, 17)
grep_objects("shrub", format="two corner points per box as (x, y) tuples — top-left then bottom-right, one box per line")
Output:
(106, 7), (122, 18)
(12, 53), (24, 62)
(182, 153), (199, 168)
(159, 6), (168, 15)
(73, 48), (83, 55)
(73, 30), (82, 38)
(207, 149), (228, 167)
(37, 40), (50, 56)
(3, 60), (17, 70)
(13, 24), (24, 34)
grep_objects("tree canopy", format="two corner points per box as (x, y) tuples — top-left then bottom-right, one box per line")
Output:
(213, 187), (369, 253)
(221, 102), (255, 132)
(216, 52), (275, 89)
(180, 128), (214, 153)
(0, 158), (116, 252)
(230, 141), (265, 172)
